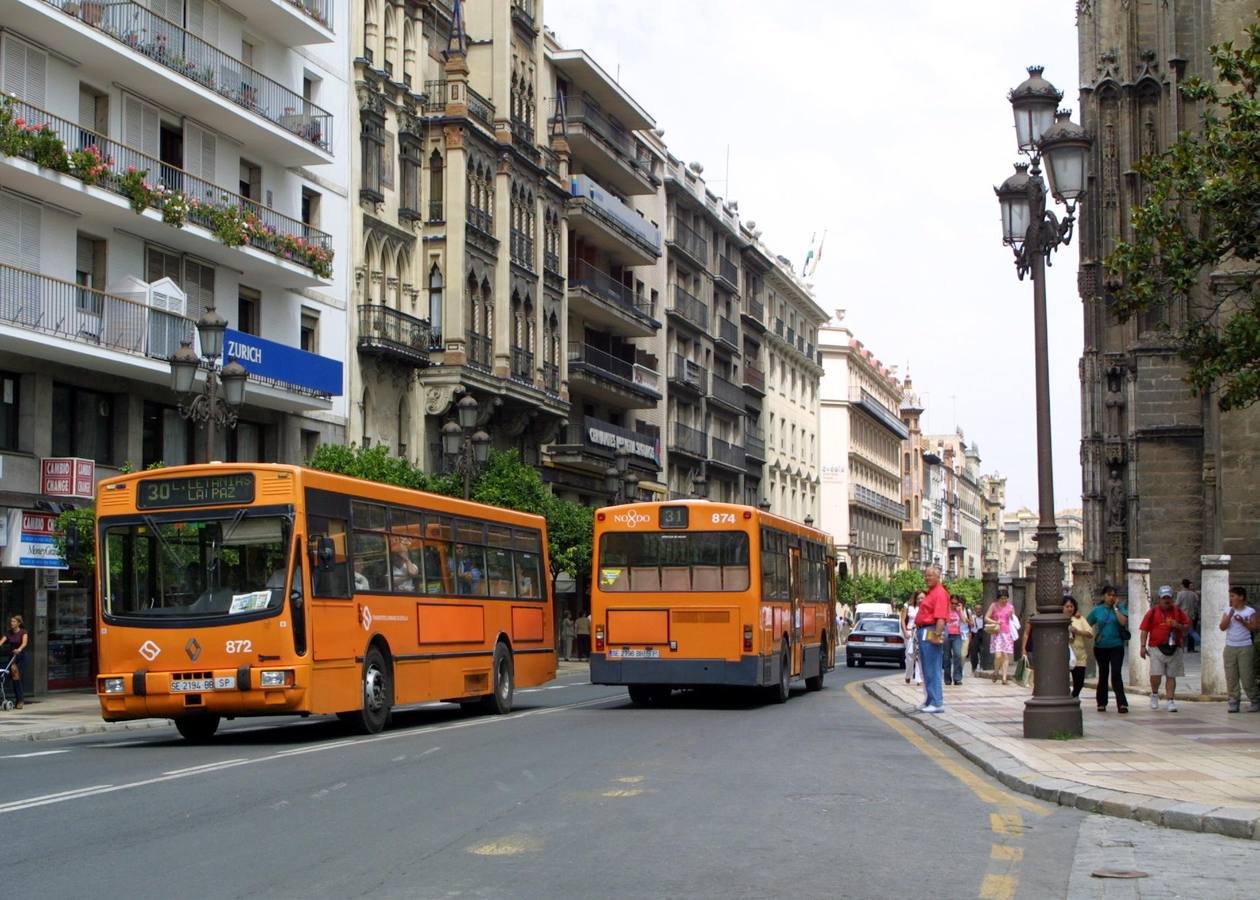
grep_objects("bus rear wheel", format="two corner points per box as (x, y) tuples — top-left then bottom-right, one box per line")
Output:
(768, 644), (790, 704)
(481, 642), (514, 715)
(627, 684), (668, 705)
(805, 645), (826, 692)
(343, 646), (391, 734)
(174, 714), (220, 742)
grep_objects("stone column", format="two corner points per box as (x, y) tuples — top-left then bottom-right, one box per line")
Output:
(1199, 555), (1231, 696)
(1126, 558), (1151, 688)
(1072, 561), (1097, 677)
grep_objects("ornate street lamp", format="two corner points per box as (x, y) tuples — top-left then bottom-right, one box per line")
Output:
(168, 306), (248, 460)
(604, 449), (638, 504)
(443, 394), (490, 499)
(994, 67), (1091, 740)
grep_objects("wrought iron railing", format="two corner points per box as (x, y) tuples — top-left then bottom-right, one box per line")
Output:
(428, 199), (445, 222)
(743, 363), (765, 393)
(670, 422), (707, 457)
(666, 285), (708, 331)
(851, 484), (910, 522)
(709, 373), (746, 411)
(786, 326), (796, 346)
(465, 331), (492, 370)
(511, 0), (537, 31)
(43, 0), (332, 151)
(510, 347), (534, 382)
(569, 260), (654, 321)
(710, 437), (746, 469)
(287, 0), (332, 30)
(466, 86), (494, 129)
(718, 255), (739, 290)
(541, 147), (560, 178)
(744, 298), (765, 324)
(717, 316), (739, 348)
(667, 217), (707, 264)
(357, 304), (432, 366)
(0, 262), (192, 361)
(510, 117), (538, 159)
(552, 96), (653, 182)
(745, 431), (766, 460)
(544, 250), (561, 275)
(510, 228), (534, 269)
(543, 361), (559, 393)
(2, 98), (332, 269)
(568, 342), (640, 385)
(668, 354), (707, 393)
(423, 80), (448, 113)
(466, 206), (494, 234)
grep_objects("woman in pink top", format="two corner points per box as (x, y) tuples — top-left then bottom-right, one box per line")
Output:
(986, 591), (1016, 685)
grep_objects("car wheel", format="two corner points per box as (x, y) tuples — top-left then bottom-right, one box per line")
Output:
(846, 656), (855, 668)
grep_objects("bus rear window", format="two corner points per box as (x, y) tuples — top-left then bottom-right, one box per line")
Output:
(598, 532), (750, 592)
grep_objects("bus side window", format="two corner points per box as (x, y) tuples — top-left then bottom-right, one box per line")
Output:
(309, 516), (351, 599)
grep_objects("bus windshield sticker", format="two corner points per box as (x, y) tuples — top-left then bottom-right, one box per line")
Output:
(600, 568), (622, 587)
(229, 591), (272, 614)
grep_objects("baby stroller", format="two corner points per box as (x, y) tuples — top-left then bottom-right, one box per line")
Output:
(0, 658), (15, 711)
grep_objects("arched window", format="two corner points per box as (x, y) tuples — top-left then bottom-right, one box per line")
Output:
(383, 5), (398, 79)
(402, 17), (417, 89)
(360, 388), (372, 448)
(363, 0), (379, 65)
(428, 263), (444, 339)
(397, 396), (410, 459)
(428, 150), (443, 221)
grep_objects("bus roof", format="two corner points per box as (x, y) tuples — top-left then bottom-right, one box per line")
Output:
(597, 499), (834, 548)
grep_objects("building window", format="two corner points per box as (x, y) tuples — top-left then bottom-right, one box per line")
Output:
(238, 287), (261, 336)
(52, 383), (114, 464)
(0, 372), (19, 452)
(400, 137), (422, 218)
(239, 159), (262, 201)
(361, 113), (386, 202)
(428, 150), (444, 222)
(466, 158), (493, 233)
(301, 309), (320, 353)
(428, 264), (443, 341)
(142, 401), (192, 467)
(183, 259), (215, 320)
(146, 246), (182, 285)
(301, 188), (322, 233)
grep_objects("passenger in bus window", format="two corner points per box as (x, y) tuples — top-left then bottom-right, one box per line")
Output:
(390, 542), (419, 591)
(353, 557), (371, 591)
(458, 556), (483, 595)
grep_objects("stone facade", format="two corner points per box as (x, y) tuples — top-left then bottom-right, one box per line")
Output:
(1077, 0), (1260, 592)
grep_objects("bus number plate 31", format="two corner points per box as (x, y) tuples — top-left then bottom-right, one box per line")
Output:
(171, 676), (236, 692)
(608, 648), (660, 659)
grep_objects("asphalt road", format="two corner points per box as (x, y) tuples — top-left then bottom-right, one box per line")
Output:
(4, 666), (1255, 899)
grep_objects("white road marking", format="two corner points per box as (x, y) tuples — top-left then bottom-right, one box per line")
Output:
(1, 750), (70, 759)
(421, 746), (440, 756)
(0, 694), (620, 815)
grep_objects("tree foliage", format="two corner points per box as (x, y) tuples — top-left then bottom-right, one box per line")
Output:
(889, 568), (928, 603)
(1106, 17), (1260, 410)
(944, 577), (983, 606)
(836, 573), (895, 606)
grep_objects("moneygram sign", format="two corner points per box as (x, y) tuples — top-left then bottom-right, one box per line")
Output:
(40, 457), (96, 499)
(1, 510), (66, 569)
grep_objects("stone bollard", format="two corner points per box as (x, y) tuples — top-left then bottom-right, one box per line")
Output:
(1199, 555), (1231, 696)
(1127, 558), (1151, 688)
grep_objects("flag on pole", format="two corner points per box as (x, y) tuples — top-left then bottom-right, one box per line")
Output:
(806, 229), (827, 277)
(801, 232), (817, 277)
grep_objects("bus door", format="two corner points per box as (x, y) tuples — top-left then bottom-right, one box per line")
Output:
(789, 545), (803, 675)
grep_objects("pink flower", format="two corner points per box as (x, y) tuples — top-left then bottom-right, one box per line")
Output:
(127, 166), (136, 174)
(13, 117), (24, 127)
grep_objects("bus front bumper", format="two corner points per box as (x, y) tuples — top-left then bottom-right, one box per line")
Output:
(590, 653), (765, 687)
(97, 666), (310, 721)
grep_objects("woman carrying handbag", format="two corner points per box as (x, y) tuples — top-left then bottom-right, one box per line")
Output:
(5, 615), (29, 710)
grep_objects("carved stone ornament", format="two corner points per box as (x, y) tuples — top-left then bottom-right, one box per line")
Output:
(1106, 468), (1126, 529)
(356, 84), (387, 118)
(425, 385), (459, 416)
(444, 125), (465, 150)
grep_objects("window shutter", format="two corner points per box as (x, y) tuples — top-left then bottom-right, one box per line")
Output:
(184, 122), (217, 182)
(147, 0), (184, 24)
(3, 37), (46, 107)
(0, 194), (21, 269)
(187, 0), (220, 42)
(79, 91), (96, 131)
(18, 198), (40, 271)
(124, 95), (160, 158)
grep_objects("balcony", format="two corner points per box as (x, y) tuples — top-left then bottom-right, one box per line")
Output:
(423, 80), (448, 114)
(0, 98), (332, 286)
(542, 361), (560, 395)
(466, 86), (495, 130)
(667, 218), (707, 270)
(357, 305), (432, 368)
(510, 229), (535, 271)
(567, 259), (658, 338)
(669, 422), (707, 459)
(567, 342), (660, 407)
(850, 483), (909, 523)
(667, 354), (707, 395)
(708, 437), (746, 473)
(511, 0), (538, 34)
(741, 297), (765, 332)
(716, 316), (740, 353)
(708, 373), (746, 414)
(786, 326), (796, 346)
(850, 387), (911, 439)
(24, 0), (333, 164)
(510, 348), (535, 384)
(666, 285), (708, 332)
(550, 415), (661, 474)
(465, 331), (492, 372)
(716, 255), (739, 293)
(742, 363), (766, 396)
(552, 96), (655, 196)
(745, 429), (766, 462)
(247, 0), (335, 47)
(567, 175), (661, 266)
(774, 318), (785, 337)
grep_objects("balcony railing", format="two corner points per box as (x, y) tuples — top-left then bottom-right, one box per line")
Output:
(288, 0), (332, 30)
(744, 298), (765, 325)
(633, 364), (661, 394)
(510, 117), (539, 159)
(568, 259), (654, 322)
(542, 360), (560, 394)
(717, 255), (739, 291)
(670, 422), (707, 458)
(850, 387), (911, 439)
(553, 96), (654, 182)
(357, 304), (432, 367)
(510, 229), (535, 269)
(774, 317), (784, 337)
(717, 316), (739, 350)
(428, 199), (445, 222)
(668, 353), (707, 394)
(544, 250), (561, 275)
(709, 374), (746, 412)
(541, 147), (560, 178)
(743, 363), (765, 394)
(510, 347), (534, 383)
(568, 343), (658, 396)
(423, 80), (448, 113)
(850, 483), (909, 523)
(467, 206), (494, 235)
(568, 175), (661, 255)
(709, 437), (745, 470)
(465, 331), (492, 370)
(745, 430), (766, 460)
(1, 98), (333, 272)
(45, 0), (332, 151)
(466, 86), (495, 129)
(786, 326), (796, 346)
(511, 0), (538, 33)
(666, 285), (708, 331)
(0, 262), (193, 361)
(667, 217), (707, 266)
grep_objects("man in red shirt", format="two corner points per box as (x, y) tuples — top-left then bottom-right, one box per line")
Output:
(1140, 585), (1191, 712)
(915, 565), (950, 713)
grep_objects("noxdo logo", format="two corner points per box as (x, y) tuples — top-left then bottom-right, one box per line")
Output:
(612, 511), (650, 529)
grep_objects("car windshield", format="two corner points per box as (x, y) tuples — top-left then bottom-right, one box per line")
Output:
(860, 619), (902, 634)
(102, 513), (290, 620)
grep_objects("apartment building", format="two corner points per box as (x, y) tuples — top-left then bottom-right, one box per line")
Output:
(819, 312), (907, 577)
(0, 0), (351, 692)
(980, 474), (1006, 575)
(1002, 506), (1083, 584)
(927, 431), (985, 579)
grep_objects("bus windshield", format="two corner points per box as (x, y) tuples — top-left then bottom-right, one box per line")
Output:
(597, 531), (750, 592)
(101, 512), (291, 620)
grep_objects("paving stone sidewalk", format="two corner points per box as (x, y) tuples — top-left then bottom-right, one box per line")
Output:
(866, 670), (1260, 841)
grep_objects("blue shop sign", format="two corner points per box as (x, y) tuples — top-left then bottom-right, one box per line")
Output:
(224, 329), (343, 396)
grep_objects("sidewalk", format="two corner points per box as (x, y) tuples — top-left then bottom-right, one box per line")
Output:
(865, 667), (1260, 841)
(1, 660), (592, 744)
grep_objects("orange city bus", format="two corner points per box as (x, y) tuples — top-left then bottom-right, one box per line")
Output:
(590, 500), (837, 703)
(94, 463), (555, 740)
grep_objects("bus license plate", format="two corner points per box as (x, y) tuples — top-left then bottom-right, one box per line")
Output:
(608, 648), (660, 659)
(171, 677), (236, 692)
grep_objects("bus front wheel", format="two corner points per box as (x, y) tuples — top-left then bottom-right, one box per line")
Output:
(174, 714), (220, 742)
(343, 646), (391, 734)
(481, 642), (514, 715)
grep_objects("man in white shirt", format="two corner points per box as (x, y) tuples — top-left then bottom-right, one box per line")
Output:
(1221, 585), (1260, 713)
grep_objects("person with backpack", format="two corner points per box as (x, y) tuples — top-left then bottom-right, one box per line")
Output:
(1140, 585), (1191, 713)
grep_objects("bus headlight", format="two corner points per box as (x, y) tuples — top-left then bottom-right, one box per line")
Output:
(101, 677), (126, 694)
(259, 670), (294, 688)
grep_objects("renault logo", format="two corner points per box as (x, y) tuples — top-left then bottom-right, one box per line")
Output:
(185, 638), (202, 662)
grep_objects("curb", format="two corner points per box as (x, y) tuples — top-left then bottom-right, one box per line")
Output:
(1, 717), (174, 744)
(862, 679), (1260, 841)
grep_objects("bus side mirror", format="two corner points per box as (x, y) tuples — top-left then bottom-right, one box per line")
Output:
(315, 536), (335, 572)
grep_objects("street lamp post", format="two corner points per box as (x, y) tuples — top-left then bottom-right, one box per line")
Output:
(994, 66), (1090, 739)
(441, 393), (490, 499)
(169, 307), (248, 461)
(604, 448), (640, 505)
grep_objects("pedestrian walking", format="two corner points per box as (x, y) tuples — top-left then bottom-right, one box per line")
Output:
(902, 592), (924, 685)
(985, 590), (1017, 685)
(967, 604), (985, 675)
(914, 567), (949, 714)
(1140, 585), (1191, 712)
(1065, 596), (1092, 698)
(4, 615), (29, 710)
(575, 611), (591, 660)
(1087, 584), (1129, 713)
(560, 611), (575, 662)
(943, 595), (965, 685)
(1220, 585), (1260, 713)
(1177, 578), (1201, 652)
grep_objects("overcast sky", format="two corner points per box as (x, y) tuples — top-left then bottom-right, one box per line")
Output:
(546, 0), (1083, 514)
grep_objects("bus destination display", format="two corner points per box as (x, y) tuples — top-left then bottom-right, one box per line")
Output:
(659, 506), (689, 529)
(137, 474), (256, 509)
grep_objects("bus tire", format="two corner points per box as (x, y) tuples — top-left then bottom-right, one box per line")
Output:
(805, 647), (826, 692)
(768, 644), (790, 704)
(481, 642), (514, 715)
(627, 684), (665, 706)
(346, 646), (391, 734)
(174, 714), (220, 742)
